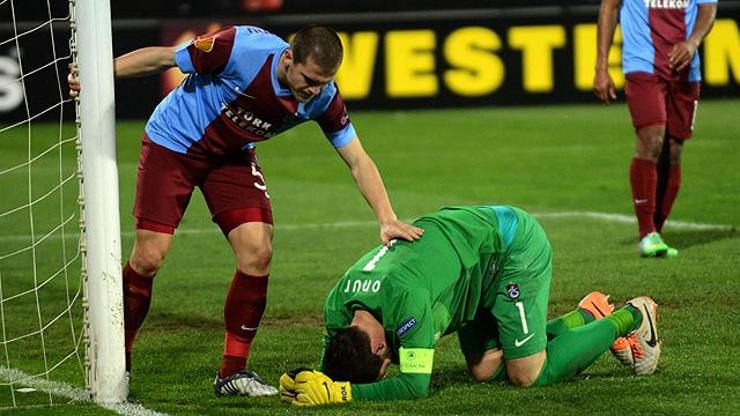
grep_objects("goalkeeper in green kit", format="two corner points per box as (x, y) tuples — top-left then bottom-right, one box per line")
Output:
(280, 205), (661, 406)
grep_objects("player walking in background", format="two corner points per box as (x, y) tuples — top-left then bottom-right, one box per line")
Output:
(278, 206), (660, 406)
(593, 0), (717, 257)
(69, 25), (423, 396)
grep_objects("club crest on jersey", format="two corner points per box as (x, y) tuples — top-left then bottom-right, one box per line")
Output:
(506, 283), (520, 299)
(194, 35), (216, 53)
(396, 317), (417, 337)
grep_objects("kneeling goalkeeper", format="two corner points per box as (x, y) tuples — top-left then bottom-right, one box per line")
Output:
(280, 206), (661, 405)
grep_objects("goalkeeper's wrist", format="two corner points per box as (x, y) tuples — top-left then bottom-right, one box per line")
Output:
(333, 381), (352, 403)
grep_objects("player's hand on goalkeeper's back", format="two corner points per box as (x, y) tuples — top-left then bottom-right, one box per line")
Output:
(380, 218), (424, 246)
(67, 63), (80, 98)
(279, 368), (352, 406)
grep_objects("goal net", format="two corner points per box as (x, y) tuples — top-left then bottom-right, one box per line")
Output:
(0, 0), (124, 408)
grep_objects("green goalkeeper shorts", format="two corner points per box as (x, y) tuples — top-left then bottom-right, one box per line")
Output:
(457, 206), (552, 360)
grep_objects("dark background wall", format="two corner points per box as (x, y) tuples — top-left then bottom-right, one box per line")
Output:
(0, 1), (737, 122)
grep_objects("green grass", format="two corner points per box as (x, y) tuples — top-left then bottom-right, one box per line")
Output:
(1, 100), (739, 415)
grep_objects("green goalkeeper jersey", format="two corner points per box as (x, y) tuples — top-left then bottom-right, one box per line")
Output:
(322, 205), (519, 400)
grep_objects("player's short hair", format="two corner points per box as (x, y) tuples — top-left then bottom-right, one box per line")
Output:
(322, 326), (383, 383)
(290, 25), (343, 74)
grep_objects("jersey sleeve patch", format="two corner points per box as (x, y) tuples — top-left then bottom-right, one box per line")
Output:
(398, 348), (434, 374)
(194, 35), (216, 52)
(318, 87), (352, 130)
(184, 26), (237, 74)
(396, 317), (418, 337)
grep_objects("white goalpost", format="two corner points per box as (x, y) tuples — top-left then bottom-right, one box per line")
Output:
(73, 0), (126, 404)
(0, 0), (125, 407)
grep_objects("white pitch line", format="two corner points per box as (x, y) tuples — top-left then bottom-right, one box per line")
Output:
(0, 211), (735, 243)
(0, 366), (167, 415)
(534, 211), (737, 231)
(99, 401), (168, 416)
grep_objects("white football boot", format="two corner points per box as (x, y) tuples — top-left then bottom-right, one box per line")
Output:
(626, 296), (661, 375)
(214, 370), (278, 397)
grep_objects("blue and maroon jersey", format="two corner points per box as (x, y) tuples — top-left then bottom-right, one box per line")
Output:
(144, 25), (357, 156)
(620, 0), (717, 81)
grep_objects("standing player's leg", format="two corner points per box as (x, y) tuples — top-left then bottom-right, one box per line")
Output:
(124, 230), (174, 372)
(653, 137), (671, 233)
(625, 73), (671, 257)
(203, 152), (278, 396)
(654, 138), (682, 234)
(653, 79), (700, 255)
(124, 137), (201, 372)
(220, 222), (273, 379)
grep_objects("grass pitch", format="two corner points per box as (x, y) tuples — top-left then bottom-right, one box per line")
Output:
(1, 100), (739, 415)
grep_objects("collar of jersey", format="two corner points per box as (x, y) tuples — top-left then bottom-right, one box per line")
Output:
(271, 46), (293, 97)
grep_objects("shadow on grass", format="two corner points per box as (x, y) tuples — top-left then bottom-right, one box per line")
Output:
(663, 228), (739, 249)
(145, 310), (222, 331)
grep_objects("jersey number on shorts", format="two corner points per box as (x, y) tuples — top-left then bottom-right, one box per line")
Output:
(515, 301), (530, 334)
(251, 163), (270, 198)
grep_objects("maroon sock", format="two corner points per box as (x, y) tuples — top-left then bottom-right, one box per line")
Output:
(123, 262), (154, 371)
(655, 163), (681, 232)
(630, 158), (658, 239)
(220, 271), (268, 378)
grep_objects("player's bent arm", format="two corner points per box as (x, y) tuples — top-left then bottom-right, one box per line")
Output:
(352, 372), (431, 401)
(114, 46), (177, 79)
(336, 138), (397, 224)
(336, 138), (424, 244)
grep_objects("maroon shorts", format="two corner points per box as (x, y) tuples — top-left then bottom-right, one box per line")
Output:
(624, 72), (700, 140)
(133, 136), (272, 235)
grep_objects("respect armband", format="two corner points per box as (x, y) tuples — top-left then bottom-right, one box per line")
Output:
(399, 347), (434, 374)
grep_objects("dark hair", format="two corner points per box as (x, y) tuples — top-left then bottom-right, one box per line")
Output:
(322, 327), (383, 383)
(290, 25), (343, 74)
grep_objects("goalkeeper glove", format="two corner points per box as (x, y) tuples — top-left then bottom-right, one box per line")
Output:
(279, 367), (312, 404)
(281, 369), (352, 406)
